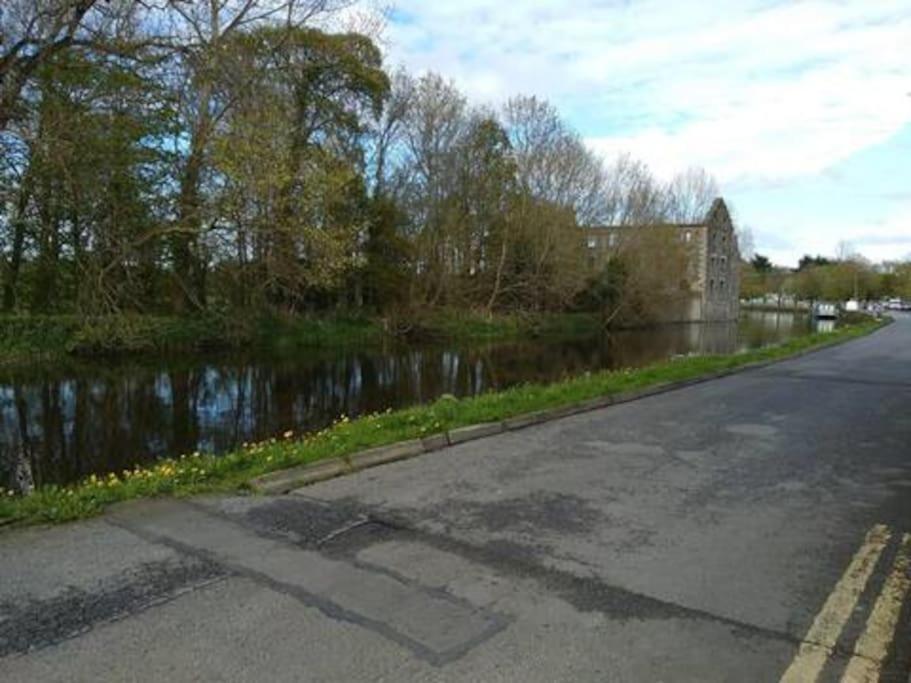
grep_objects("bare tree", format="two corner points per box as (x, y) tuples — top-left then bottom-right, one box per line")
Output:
(600, 153), (665, 226)
(366, 67), (414, 198)
(663, 166), (719, 223)
(502, 95), (606, 226)
(736, 225), (755, 261)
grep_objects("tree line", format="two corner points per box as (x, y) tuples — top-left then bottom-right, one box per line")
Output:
(741, 248), (911, 304)
(1, 1), (720, 323)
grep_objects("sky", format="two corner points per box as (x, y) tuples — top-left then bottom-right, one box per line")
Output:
(378, 0), (911, 267)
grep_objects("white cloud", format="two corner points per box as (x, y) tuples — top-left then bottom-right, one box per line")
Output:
(849, 207), (911, 262)
(384, 0), (911, 186)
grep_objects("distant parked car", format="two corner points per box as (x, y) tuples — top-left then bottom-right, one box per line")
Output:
(812, 302), (838, 319)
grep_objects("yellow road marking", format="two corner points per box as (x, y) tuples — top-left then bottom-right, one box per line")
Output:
(779, 524), (891, 683)
(840, 533), (911, 683)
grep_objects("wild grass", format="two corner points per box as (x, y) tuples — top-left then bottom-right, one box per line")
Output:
(0, 317), (884, 529)
(0, 310), (600, 367)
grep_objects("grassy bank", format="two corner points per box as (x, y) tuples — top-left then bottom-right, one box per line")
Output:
(741, 303), (809, 313)
(0, 317), (885, 528)
(0, 313), (384, 365)
(0, 310), (602, 366)
(399, 310), (602, 342)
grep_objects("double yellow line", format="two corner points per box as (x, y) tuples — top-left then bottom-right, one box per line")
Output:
(780, 525), (911, 683)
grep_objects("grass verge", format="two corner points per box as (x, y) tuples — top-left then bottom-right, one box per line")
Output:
(0, 317), (885, 528)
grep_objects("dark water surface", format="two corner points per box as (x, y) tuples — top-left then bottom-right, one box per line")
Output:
(1, 312), (825, 492)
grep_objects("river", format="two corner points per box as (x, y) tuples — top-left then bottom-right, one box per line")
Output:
(0, 311), (829, 493)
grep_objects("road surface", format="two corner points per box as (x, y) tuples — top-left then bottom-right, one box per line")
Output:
(2, 315), (910, 682)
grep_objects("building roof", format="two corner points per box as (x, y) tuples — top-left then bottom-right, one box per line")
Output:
(583, 198), (730, 232)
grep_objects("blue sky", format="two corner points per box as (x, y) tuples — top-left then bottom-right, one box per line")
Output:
(376, 0), (911, 266)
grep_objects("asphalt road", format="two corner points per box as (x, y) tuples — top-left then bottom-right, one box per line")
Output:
(2, 315), (910, 682)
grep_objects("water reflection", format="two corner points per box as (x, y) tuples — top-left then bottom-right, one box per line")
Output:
(1, 312), (817, 491)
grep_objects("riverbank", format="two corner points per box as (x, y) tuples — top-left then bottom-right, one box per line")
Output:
(0, 311), (602, 367)
(0, 316), (885, 528)
(741, 303), (809, 313)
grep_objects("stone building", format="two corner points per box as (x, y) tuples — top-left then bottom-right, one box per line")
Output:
(582, 197), (740, 322)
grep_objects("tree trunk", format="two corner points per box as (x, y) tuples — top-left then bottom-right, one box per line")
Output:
(486, 235), (508, 314)
(2, 187), (29, 311)
(172, 150), (206, 312)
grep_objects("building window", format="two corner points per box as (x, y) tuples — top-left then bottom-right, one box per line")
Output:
(709, 278), (715, 292)
(720, 279), (726, 291)
(608, 233), (617, 247)
(587, 237), (597, 249)
(684, 230), (692, 243)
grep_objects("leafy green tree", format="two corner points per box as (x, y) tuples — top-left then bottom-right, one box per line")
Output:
(211, 26), (388, 311)
(751, 254), (772, 273)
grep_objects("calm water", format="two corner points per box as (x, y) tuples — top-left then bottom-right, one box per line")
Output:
(1, 311), (824, 492)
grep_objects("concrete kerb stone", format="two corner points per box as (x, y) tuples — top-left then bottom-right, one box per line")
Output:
(578, 395), (614, 411)
(610, 383), (670, 405)
(421, 432), (450, 451)
(539, 403), (588, 420)
(252, 458), (349, 495)
(349, 440), (424, 470)
(502, 410), (550, 431)
(255, 321), (890, 495)
(448, 422), (504, 444)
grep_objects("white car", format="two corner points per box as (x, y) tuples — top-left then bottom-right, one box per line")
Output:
(813, 302), (838, 319)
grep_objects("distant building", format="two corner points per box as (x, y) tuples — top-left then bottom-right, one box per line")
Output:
(583, 198), (740, 322)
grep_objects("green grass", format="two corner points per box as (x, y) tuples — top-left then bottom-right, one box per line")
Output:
(0, 310), (600, 367)
(406, 310), (602, 341)
(0, 317), (885, 529)
(0, 313), (386, 366)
